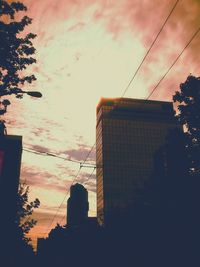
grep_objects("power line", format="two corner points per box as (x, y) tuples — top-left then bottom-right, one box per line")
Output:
(23, 147), (80, 164)
(83, 167), (96, 186)
(147, 25), (200, 100)
(58, 167), (96, 226)
(43, 143), (97, 234)
(121, 0), (179, 98)
(24, 143), (97, 235)
(45, 167), (96, 234)
(44, 166), (82, 235)
(81, 143), (96, 165)
(23, 147), (96, 168)
(45, 165), (96, 233)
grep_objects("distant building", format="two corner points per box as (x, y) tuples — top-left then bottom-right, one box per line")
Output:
(96, 98), (182, 226)
(67, 183), (89, 226)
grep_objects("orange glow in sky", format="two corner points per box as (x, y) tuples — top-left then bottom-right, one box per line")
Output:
(4, 0), (200, 248)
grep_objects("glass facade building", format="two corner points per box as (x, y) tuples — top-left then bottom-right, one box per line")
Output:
(96, 98), (181, 226)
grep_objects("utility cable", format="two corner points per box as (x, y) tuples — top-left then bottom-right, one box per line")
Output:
(83, 167), (96, 186)
(121, 0), (180, 98)
(58, 167), (96, 226)
(23, 147), (96, 167)
(44, 166), (82, 235)
(147, 25), (200, 99)
(44, 143), (97, 234)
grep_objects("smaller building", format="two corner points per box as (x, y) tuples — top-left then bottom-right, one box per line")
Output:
(67, 183), (89, 227)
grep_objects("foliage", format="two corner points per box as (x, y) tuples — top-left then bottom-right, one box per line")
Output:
(16, 183), (40, 244)
(173, 75), (200, 175)
(0, 0), (37, 99)
(49, 223), (66, 240)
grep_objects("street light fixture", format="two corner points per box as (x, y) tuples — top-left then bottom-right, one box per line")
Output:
(23, 91), (42, 98)
(0, 89), (42, 135)
(0, 88), (42, 98)
(0, 89), (42, 113)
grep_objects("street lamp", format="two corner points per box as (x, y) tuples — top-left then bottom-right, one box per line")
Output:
(23, 90), (42, 98)
(0, 89), (42, 135)
(0, 89), (42, 114)
(0, 88), (42, 98)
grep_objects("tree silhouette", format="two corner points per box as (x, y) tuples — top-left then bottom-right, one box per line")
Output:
(16, 183), (40, 245)
(0, 0), (36, 97)
(173, 75), (200, 264)
(173, 75), (200, 176)
(0, 0), (41, 120)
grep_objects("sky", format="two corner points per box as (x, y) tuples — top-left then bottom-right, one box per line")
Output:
(4, 0), (200, 248)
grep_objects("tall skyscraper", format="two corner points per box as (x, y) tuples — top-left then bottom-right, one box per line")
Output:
(67, 183), (89, 226)
(96, 98), (181, 226)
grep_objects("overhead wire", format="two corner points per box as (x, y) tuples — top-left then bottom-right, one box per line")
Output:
(58, 167), (96, 226)
(83, 167), (96, 186)
(23, 147), (96, 167)
(121, 0), (180, 98)
(23, 144), (96, 234)
(44, 161), (97, 234)
(81, 143), (96, 166)
(43, 142), (96, 234)
(44, 166), (82, 235)
(146, 26), (200, 99)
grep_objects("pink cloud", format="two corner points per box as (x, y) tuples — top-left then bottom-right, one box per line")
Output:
(20, 0), (200, 91)
(20, 0), (200, 55)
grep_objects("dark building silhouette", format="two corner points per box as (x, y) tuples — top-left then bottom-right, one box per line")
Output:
(0, 135), (22, 260)
(96, 98), (182, 226)
(0, 135), (22, 224)
(67, 183), (89, 226)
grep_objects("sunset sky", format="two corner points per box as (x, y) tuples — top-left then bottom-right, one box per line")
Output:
(4, 0), (200, 248)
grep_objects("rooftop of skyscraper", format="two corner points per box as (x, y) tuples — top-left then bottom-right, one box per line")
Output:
(96, 98), (176, 126)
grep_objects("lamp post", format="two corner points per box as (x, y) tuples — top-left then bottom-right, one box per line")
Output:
(0, 88), (42, 98)
(0, 89), (42, 135)
(22, 90), (42, 98)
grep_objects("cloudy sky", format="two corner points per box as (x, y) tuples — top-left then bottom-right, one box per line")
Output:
(4, 0), (200, 248)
